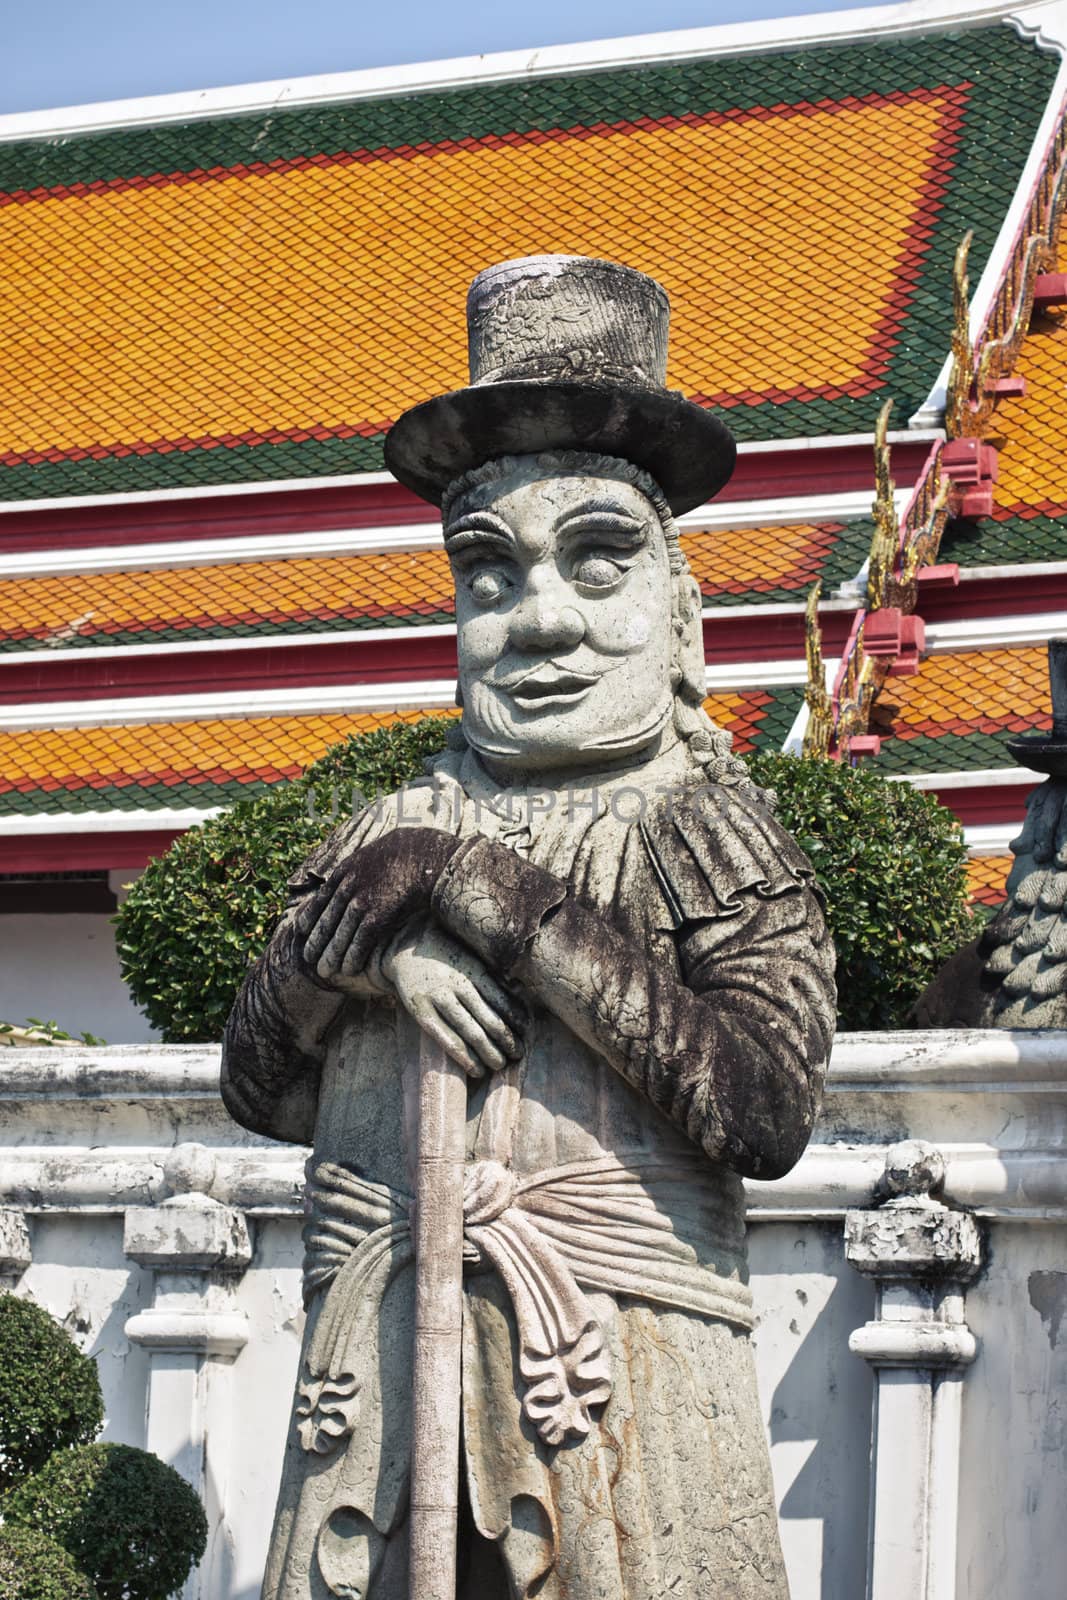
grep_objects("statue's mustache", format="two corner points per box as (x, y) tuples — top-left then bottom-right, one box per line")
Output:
(490, 658), (610, 692)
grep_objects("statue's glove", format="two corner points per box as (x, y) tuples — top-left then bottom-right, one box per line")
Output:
(295, 827), (470, 988)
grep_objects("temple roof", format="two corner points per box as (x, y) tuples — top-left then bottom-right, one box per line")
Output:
(941, 286), (1067, 567)
(0, 520), (871, 651)
(0, 21), (1055, 501)
(869, 643), (1052, 774)
(1, 2), (1064, 920)
(0, 689), (802, 817)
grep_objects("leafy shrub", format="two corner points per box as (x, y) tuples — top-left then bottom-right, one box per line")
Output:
(116, 716), (457, 1041)
(117, 719), (973, 1039)
(0, 1295), (103, 1492)
(0, 1523), (100, 1600)
(3, 1443), (208, 1600)
(747, 752), (974, 1030)
(0, 1019), (107, 1047)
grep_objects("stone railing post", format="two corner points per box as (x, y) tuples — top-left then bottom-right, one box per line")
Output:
(845, 1140), (983, 1600)
(0, 1208), (31, 1291)
(124, 1144), (251, 1600)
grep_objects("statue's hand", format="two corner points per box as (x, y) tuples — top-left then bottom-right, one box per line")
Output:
(295, 828), (463, 987)
(382, 922), (526, 1079)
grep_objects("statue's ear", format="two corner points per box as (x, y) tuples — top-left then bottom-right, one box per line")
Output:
(674, 574), (706, 703)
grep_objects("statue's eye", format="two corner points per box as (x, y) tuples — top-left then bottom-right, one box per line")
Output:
(574, 555), (624, 589)
(469, 568), (511, 604)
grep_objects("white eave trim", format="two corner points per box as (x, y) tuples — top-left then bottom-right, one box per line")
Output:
(896, 766), (1036, 788)
(965, 820), (1021, 852)
(0, 808), (223, 836)
(0, 622), (455, 668)
(0, 440), (927, 525)
(0, 680), (458, 730)
(0, 601), (854, 671)
(0, 1), (1045, 141)
(0, 488), (898, 579)
(0, 658), (807, 730)
(910, 1), (1067, 426)
(924, 611), (1067, 650)
(0, 776), (1032, 845)
(958, 559), (1067, 583)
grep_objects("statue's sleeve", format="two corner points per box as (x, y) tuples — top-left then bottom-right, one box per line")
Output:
(432, 786), (836, 1179)
(220, 812), (386, 1143)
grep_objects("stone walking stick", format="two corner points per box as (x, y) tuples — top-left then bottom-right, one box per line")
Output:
(409, 1030), (467, 1599)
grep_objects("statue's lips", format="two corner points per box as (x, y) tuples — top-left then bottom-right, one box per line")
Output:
(494, 668), (602, 709)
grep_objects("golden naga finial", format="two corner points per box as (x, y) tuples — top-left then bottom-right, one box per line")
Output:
(945, 230), (975, 438)
(866, 399), (898, 611)
(802, 581), (833, 759)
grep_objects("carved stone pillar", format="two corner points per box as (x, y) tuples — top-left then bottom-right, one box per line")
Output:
(0, 1207), (31, 1291)
(123, 1145), (251, 1600)
(845, 1140), (983, 1600)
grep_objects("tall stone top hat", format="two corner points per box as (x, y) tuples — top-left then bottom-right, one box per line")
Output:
(384, 254), (736, 514)
(1008, 639), (1067, 777)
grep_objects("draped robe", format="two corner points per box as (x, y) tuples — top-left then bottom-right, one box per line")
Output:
(222, 739), (836, 1600)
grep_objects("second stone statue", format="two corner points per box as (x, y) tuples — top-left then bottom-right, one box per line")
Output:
(221, 254), (837, 1600)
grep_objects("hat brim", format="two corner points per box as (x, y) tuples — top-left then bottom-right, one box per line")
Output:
(1006, 734), (1067, 776)
(384, 381), (736, 515)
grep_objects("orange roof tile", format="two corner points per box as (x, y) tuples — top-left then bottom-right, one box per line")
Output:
(966, 853), (1012, 906)
(940, 236), (1067, 568)
(0, 27), (1053, 498)
(0, 549), (456, 647)
(868, 645), (1051, 774)
(0, 98), (954, 467)
(0, 523), (861, 649)
(0, 709), (442, 811)
(872, 646), (1051, 737)
(685, 522), (853, 600)
(703, 690), (785, 755)
(0, 691), (793, 812)
(990, 303), (1067, 518)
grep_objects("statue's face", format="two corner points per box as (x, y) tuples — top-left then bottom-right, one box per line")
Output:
(445, 460), (674, 772)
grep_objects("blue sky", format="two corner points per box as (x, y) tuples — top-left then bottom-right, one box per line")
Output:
(3, 0), (882, 115)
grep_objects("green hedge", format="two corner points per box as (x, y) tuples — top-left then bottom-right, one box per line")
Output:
(0, 1524), (100, 1600)
(0, 1295), (103, 1494)
(116, 717), (457, 1041)
(747, 753), (974, 1031)
(117, 721), (974, 1039)
(3, 1443), (208, 1600)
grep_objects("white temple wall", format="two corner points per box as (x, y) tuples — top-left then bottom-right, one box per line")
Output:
(750, 1221), (875, 1599)
(2, 1031), (1063, 1600)
(0, 912), (159, 1041)
(955, 1218), (1067, 1600)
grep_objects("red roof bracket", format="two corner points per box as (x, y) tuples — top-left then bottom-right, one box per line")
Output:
(1032, 272), (1067, 311)
(942, 437), (998, 521)
(916, 562), (961, 589)
(848, 735), (882, 759)
(862, 608), (904, 656)
(862, 608), (925, 671)
(942, 437), (999, 484)
(889, 613), (926, 675)
(984, 375), (1026, 398)
(958, 486), (995, 518)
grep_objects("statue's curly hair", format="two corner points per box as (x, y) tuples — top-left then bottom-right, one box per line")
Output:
(442, 452), (772, 808)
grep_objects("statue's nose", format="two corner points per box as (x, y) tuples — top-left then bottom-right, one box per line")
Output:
(508, 589), (585, 653)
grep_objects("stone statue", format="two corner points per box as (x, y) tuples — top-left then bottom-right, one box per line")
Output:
(222, 255), (837, 1600)
(916, 638), (1067, 1029)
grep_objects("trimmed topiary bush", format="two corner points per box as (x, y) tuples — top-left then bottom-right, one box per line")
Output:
(0, 1523), (100, 1600)
(0, 1295), (103, 1493)
(117, 718), (974, 1039)
(116, 715), (458, 1041)
(3, 1442), (208, 1600)
(747, 752), (974, 1031)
